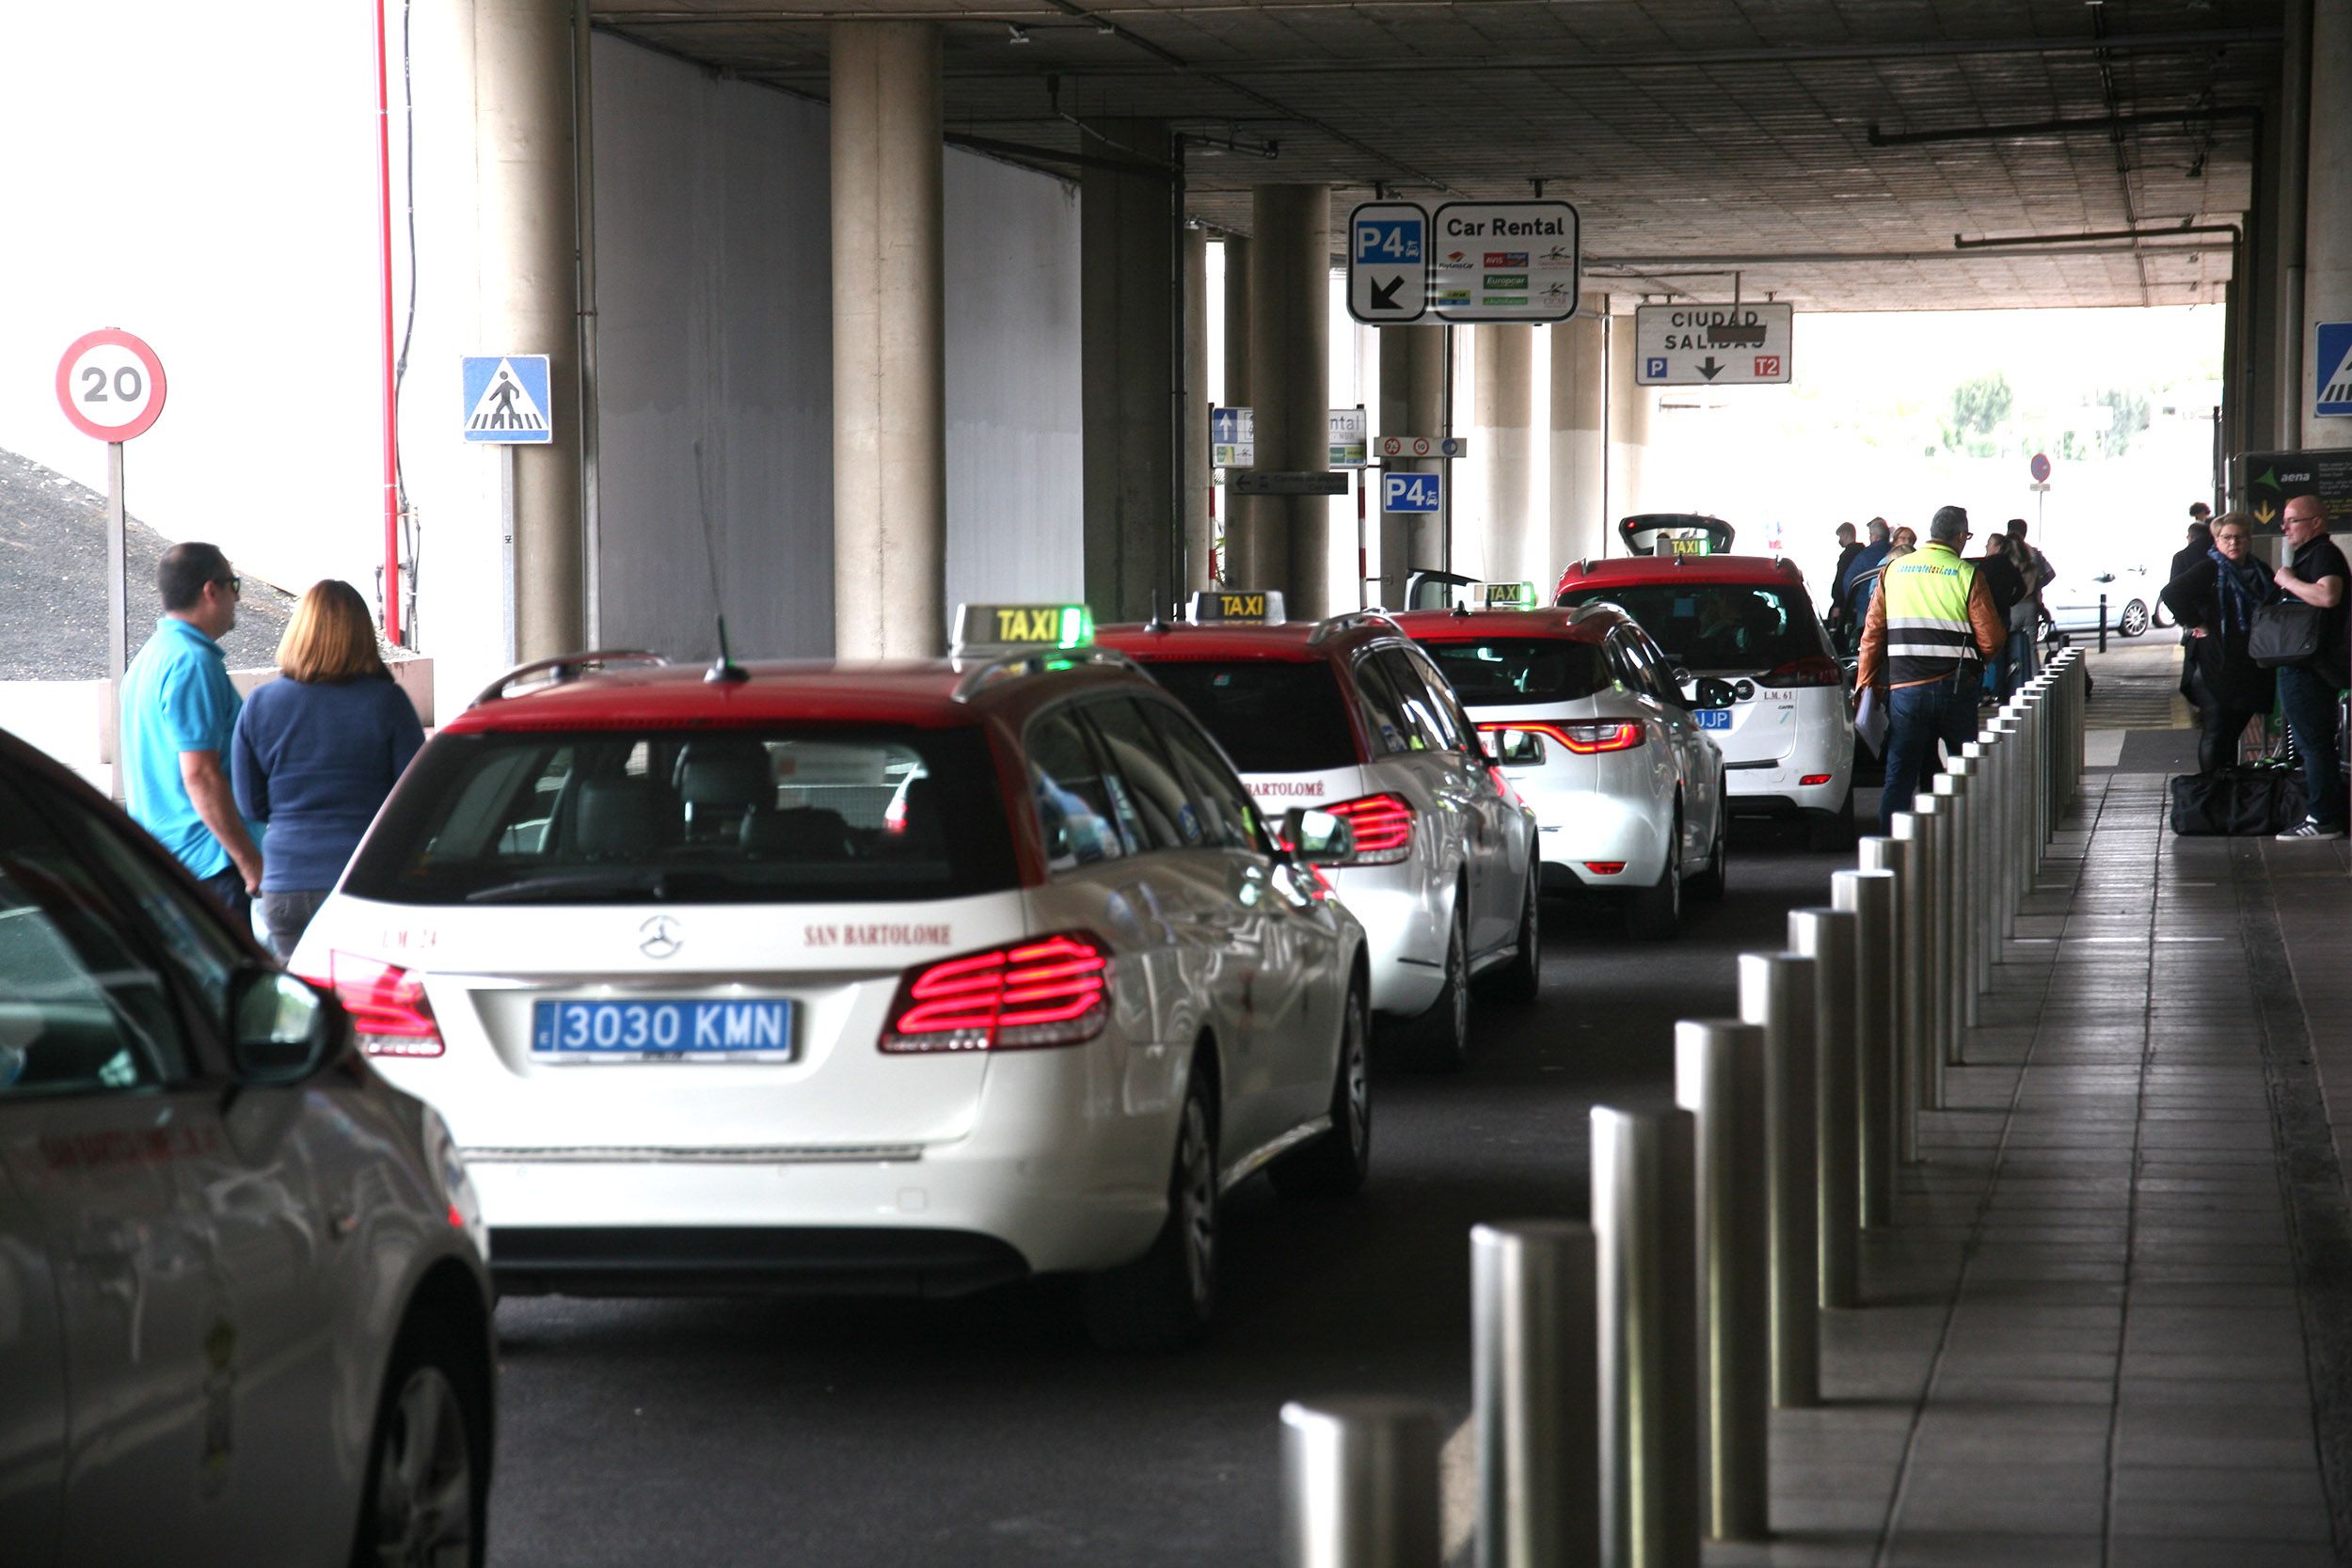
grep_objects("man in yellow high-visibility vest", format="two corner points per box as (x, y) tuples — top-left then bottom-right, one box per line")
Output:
(1856, 506), (2007, 833)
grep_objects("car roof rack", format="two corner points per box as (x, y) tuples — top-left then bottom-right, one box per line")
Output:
(469, 649), (667, 708)
(950, 646), (1139, 704)
(1309, 610), (1404, 645)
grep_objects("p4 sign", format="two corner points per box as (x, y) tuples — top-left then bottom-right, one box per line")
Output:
(1382, 471), (1442, 514)
(1347, 201), (1430, 325)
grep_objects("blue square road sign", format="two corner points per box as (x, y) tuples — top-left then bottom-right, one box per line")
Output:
(1382, 471), (1442, 514)
(2317, 323), (2352, 418)
(462, 355), (554, 444)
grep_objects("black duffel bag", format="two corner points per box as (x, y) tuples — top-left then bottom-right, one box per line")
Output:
(2249, 599), (2325, 669)
(2169, 766), (2308, 836)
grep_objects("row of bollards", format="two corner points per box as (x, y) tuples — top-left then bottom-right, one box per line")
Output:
(1279, 650), (2090, 1568)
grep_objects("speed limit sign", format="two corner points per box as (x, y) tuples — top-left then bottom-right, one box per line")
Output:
(56, 328), (167, 442)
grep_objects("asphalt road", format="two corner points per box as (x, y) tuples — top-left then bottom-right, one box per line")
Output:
(484, 816), (1863, 1568)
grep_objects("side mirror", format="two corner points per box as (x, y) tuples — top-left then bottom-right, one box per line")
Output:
(229, 969), (342, 1084)
(1280, 806), (1357, 864)
(1694, 676), (1739, 709)
(1670, 666), (1694, 688)
(1487, 728), (1547, 767)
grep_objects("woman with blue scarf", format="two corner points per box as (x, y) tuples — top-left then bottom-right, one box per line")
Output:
(2160, 511), (2278, 773)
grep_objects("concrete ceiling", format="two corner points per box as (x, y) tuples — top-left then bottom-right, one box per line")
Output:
(593, 0), (2285, 310)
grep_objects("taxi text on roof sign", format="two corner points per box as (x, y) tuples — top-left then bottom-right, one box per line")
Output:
(1669, 536), (1714, 558)
(1477, 581), (1536, 609)
(952, 603), (1094, 653)
(1188, 590), (1286, 624)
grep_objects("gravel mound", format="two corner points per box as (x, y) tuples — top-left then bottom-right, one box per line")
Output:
(0, 446), (296, 678)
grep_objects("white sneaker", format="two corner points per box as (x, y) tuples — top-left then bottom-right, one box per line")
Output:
(2276, 818), (2347, 841)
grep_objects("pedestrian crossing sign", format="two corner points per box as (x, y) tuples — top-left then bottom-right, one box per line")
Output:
(461, 355), (553, 443)
(2316, 323), (2352, 419)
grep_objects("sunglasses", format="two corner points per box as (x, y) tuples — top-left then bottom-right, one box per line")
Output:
(213, 575), (242, 594)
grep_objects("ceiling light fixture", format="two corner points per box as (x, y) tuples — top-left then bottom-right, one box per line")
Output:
(1007, 23), (1031, 44)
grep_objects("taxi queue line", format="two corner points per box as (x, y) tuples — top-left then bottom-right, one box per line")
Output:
(1269, 649), (2090, 1568)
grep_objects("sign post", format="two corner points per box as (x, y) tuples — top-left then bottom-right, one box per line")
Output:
(462, 354), (555, 665)
(1633, 304), (1795, 386)
(56, 328), (169, 798)
(2028, 452), (2053, 534)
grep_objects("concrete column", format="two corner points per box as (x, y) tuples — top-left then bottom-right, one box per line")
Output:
(1375, 324), (1446, 604)
(1217, 234), (1251, 589)
(1606, 314), (1654, 535)
(2303, 0), (2352, 446)
(477, 0), (583, 659)
(2278, 0), (2314, 447)
(1549, 294), (1609, 577)
(1474, 324), (1535, 586)
(1081, 119), (1176, 622)
(832, 21), (946, 658)
(1235, 186), (1330, 613)
(2245, 96), (2285, 457)
(1184, 227), (1212, 594)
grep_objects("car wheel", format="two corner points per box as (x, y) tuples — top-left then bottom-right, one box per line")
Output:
(1408, 894), (1473, 1072)
(1085, 1059), (1218, 1351)
(1626, 819), (1682, 941)
(1805, 789), (1856, 852)
(2153, 599), (2175, 631)
(1270, 976), (1372, 1198)
(1689, 795), (1728, 902)
(353, 1316), (488, 1568)
(2119, 599), (2150, 638)
(1486, 863), (1542, 1003)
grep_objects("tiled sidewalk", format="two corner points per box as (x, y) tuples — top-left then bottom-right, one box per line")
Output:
(1712, 772), (2352, 1568)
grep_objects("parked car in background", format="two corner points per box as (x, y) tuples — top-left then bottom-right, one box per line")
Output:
(2041, 561), (2158, 640)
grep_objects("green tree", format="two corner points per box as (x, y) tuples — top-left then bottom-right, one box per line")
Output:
(2095, 388), (2151, 455)
(1946, 372), (2014, 449)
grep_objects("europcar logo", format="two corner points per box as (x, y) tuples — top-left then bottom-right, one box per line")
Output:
(1484, 274), (1528, 289)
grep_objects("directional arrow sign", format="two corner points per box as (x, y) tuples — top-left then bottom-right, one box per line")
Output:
(1347, 201), (1429, 325)
(1633, 303), (1794, 386)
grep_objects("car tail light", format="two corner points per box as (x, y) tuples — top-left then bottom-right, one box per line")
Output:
(1322, 792), (1416, 865)
(303, 953), (444, 1058)
(1480, 720), (1645, 755)
(881, 932), (1110, 1053)
(1582, 861), (1627, 875)
(1800, 772), (1834, 786)
(1759, 656), (1843, 689)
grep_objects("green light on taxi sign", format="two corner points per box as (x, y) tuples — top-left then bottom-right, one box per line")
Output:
(953, 603), (1094, 653)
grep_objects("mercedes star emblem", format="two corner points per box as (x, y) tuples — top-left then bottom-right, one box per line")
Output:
(638, 914), (683, 960)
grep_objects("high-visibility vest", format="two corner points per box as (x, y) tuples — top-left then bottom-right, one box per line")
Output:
(1883, 545), (1980, 684)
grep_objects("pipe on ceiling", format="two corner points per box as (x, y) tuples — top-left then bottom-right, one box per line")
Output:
(1868, 106), (2262, 149)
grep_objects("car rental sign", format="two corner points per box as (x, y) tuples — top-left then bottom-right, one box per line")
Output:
(1347, 198), (1581, 326)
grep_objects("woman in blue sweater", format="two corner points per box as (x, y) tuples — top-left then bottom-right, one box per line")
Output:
(231, 579), (424, 958)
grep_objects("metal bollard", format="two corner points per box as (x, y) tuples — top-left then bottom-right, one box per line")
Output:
(1983, 722), (2018, 951)
(1789, 909), (1860, 1310)
(1934, 765), (1975, 1035)
(1833, 867), (1899, 1226)
(1591, 1105), (1700, 1568)
(1472, 1221), (1599, 1568)
(1281, 1398), (1444, 1568)
(1959, 745), (1994, 992)
(1893, 801), (1946, 1111)
(1869, 827), (1924, 1161)
(1738, 954), (1819, 1409)
(1673, 1022), (1769, 1544)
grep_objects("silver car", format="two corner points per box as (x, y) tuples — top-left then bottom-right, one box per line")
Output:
(0, 729), (494, 1567)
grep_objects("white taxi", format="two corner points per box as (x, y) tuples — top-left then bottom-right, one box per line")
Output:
(1393, 599), (1728, 939)
(291, 610), (1370, 1349)
(1099, 594), (1541, 1071)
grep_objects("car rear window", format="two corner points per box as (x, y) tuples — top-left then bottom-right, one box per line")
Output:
(342, 724), (1019, 906)
(1136, 660), (1359, 773)
(1556, 584), (1828, 674)
(1421, 640), (1611, 705)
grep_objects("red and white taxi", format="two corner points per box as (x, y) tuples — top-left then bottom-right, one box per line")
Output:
(289, 609), (1370, 1348)
(1098, 595), (1540, 1070)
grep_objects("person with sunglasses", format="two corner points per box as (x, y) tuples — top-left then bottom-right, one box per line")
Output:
(119, 541), (263, 917)
(2159, 512), (2275, 776)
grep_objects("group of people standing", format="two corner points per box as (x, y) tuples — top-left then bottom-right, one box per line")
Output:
(2159, 498), (2348, 838)
(117, 542), (424, 957)
(1829, 513), (2054, 706)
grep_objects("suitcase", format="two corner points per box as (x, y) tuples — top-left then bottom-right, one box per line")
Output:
(2168, 767), (2308, 836)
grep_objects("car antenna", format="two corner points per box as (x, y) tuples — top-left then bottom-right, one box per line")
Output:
(693, 438), (748, 684)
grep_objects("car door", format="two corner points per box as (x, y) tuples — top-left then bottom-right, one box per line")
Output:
(0, 1159), (66, 1567)
(6, 778), (341, 1567)
(1624, 629), (1721, 857)
(1388, 645), (1515, 955)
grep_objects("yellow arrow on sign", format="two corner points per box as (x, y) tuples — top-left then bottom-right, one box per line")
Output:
(2256, 502), (2277, 525)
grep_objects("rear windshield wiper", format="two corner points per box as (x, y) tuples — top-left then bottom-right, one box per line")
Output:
(464, 868), (694, 904)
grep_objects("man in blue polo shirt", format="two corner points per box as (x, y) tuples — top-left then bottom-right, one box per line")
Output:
(120, 542), (264, 916)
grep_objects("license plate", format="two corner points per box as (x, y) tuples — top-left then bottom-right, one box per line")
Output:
(1695, 708), (1732, 730)
(531, 999), (796, 1062)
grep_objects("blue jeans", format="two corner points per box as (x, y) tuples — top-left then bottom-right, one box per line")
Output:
(2278, 664), (2347, 827)
(1880, 671), (1981, 835)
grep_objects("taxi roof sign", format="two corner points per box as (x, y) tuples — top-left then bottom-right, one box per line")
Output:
(1186, 590), (1287, 625)
(952, 603), (1093, 654)
(1473, 580), (1536, 609)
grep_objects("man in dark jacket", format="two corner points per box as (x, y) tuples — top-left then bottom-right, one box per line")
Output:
(1976, 533), (2026, 704)
(1827, 522), (1863, 635)
(2169, 518), (2215, 707)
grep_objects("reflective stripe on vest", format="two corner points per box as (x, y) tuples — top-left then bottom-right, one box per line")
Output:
(1883, 546), (1979, 684)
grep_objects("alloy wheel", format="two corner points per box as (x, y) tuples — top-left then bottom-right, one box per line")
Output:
(371, 1365), (474, 1568)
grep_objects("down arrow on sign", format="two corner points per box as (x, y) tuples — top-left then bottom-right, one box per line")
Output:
(1370, 276), (1407, 311)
